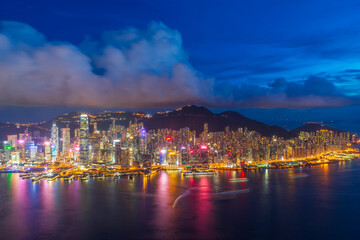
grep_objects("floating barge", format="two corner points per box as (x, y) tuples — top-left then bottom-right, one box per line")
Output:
(183, 170), (216, 176)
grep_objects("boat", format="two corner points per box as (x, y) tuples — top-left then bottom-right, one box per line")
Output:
(290, 173), (309, 178)
(183, 170), (216, 176)
(229, 178), (249, 182)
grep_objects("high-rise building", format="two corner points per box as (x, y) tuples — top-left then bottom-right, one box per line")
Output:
(139, 127), (147, 154)
(7, 135), (18, 149)
(25, 141), (34, 161)
(79, 114), (89, 165)
(204, 123), (208, 135)
(30, 145), (38, 161)
(44, 141), (51, 161)
(110, 118), (116, 139)
(50, 122), (59, 161)
(11, 152), (20, 164)
(74, 139), (80, 161)
(93, 122), (98, 133)
(74, 128), (80, 138)
(118, 147), (130, 169)
(115, 141), (122, 165)
(61, 128), (71, 156)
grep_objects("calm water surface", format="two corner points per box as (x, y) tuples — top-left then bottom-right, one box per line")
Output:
(1, 160), (360, 240)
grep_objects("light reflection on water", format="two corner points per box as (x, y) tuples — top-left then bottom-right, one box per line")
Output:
(0, 160), (360, 239)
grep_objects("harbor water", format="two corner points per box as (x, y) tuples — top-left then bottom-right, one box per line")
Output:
(0, 160), (360, 239)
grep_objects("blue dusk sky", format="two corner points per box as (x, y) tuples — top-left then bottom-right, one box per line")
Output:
(1, 0), (360, 132)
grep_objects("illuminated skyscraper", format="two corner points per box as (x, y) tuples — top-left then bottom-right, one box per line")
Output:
(139, 127), (147, 154)
(7, 135), (17, 149)
(201, 123), (209, 142)
(74, 139), (80, 161)
(79, 114), (89, 165)
(61, 128), (71, 156)
(204, 123), (208, 135)
(50, 122), (59, 161)
(110, 118), (116, 139)
(93, 122), (98, 133)
(44, 141), (51, 161)
(115, 141), (121, 165)
(30, 144), (38, 161)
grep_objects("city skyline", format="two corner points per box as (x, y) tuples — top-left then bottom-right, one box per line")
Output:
(2, 1), (360, 239)
(1, 110), (353, 164)
(0, 104), (353, 134)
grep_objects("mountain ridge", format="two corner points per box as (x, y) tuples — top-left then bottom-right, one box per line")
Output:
(0, 105), (345, 140)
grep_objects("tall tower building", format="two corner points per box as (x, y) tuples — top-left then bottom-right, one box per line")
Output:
(74, 139), (80, 161)
(115, 141), (122, 165)
(202, 123), (209, 142)
(61, 128), (71, 156)
(204, 123), (208, 135)
(44, 141), (51, 161)
(110, 118), (116, 139)
(79, 114), (89, 165)
(93, 122), (98, 133)
(7, 135), (18, 149)
(50, 122), (59, 161)
(139, 127), (147, 154)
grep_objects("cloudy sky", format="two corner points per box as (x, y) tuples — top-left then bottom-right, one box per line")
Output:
(1, 0), (360, 131)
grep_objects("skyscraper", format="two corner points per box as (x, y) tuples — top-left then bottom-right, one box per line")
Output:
(7, 135), (17, 149)
(50, 122), (59, 161)
(93, 122), (98, 133)
(115, 141), (121, 165)
(139, 127), (147, 154)
(61, 128), (71, 157)
(79, 114), (89, 165)
(44, 141), (51, 161)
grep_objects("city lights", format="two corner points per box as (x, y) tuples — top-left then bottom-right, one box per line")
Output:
(0, 109), (356, 175)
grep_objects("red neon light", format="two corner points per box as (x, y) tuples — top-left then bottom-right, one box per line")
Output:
(165, 136), (172, 142)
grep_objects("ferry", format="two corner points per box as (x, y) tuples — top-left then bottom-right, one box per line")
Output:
(81, 174), (90, 181)
(183, 170), (216, 176)
(290, 173), (309, 178)
(63, 175), (75, 181)
(229, 178), (249, 182)
(47, 174), (59, 182)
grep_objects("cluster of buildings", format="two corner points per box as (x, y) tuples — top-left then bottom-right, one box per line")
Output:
(0, 113), (355, 168)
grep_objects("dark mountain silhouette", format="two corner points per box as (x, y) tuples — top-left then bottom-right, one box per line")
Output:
(0, 105), (345, 141)
(143, 105), (296, 138)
